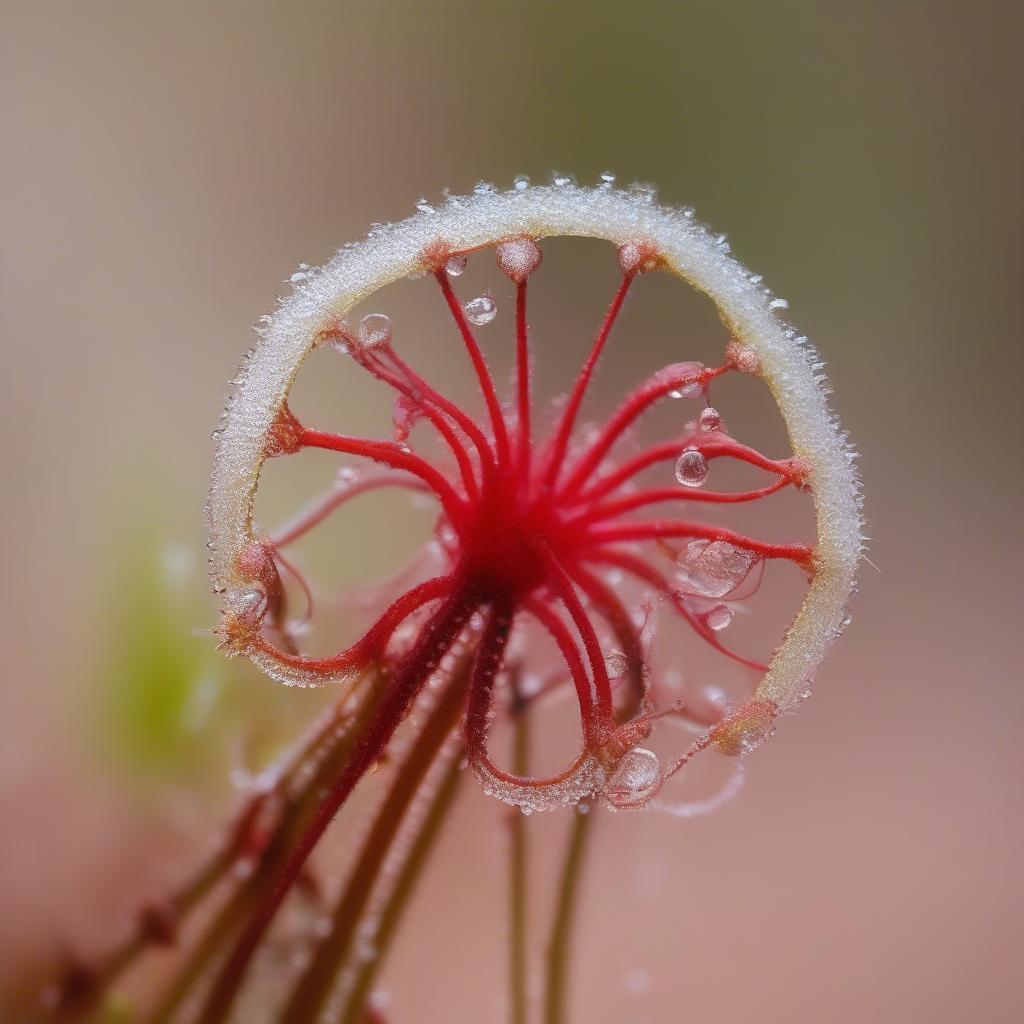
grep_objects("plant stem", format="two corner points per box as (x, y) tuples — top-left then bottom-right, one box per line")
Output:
(52, 683), (376, 1021)
(144, 676), (388, 1023)
(147, 874), (256, 1024)
(509, 684), (531, 1024)
(195, 591), (475, 1024)
(544, 804), (594, 1024)
(278, 656), (473, 1023)
(337, 753), (463, 1024)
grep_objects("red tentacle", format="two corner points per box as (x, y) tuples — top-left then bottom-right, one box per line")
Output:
(540, 272), (634, 491)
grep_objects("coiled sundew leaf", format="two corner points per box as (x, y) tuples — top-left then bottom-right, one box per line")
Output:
(207, 179), (862, 712)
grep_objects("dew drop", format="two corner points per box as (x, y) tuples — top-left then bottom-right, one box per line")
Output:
(598, 170), (616, 187)
(336, 466), (360, 487)
(676, 540), (758, 599)
(463, 294), (497, 326)
(769, 298), (789, 310)
(512, 174), (530, 191)
(674, 447), (708, 488)
(358, 313), (392, 348)
(605, 650), (630, 680)
(706, 605), (734, 631)
(606, 748), (661, 809)
(698, 406), (723, 432)
(552, 172), (575, 187)
(629, 181), (658, 204)
(414, 196), (435, 215)
(682, 205), (695, 219)
(666, 361), (706, 399)
(444, 253), (468, 277)
(473, 181), (496, 196)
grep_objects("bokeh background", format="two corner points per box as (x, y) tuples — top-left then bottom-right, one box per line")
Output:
(3, 2), (1021, 1022)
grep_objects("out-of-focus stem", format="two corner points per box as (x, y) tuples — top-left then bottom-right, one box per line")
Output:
(337, 754), (463, 1024)
(54, 681), (375, 1021)
(544, 804), (594, 1024)
(195, 592), (474, 1023)
(147, 875), (256, 1024)
(144, 675), (388, 1023)
(509, 682), (531, 1024)
(278, 655), (473, 1024)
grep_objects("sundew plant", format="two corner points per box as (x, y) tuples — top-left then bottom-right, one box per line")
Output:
(51, 176), (862, 1023)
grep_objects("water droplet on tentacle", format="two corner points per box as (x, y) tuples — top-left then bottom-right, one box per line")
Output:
(674, 448), (709, 488)
(699, 406), (723, 433)
(666, 361), (706, 399)
(444, 254), (467, 277)
(675, 540), (759, 599)
(512, 174), (530, 191)
(705, 604), (734, 631)
(463, 295), (497, 326)
(605, 650), (630, 680)
(606, 748), (661, 809)
(358, 313), (392, 348)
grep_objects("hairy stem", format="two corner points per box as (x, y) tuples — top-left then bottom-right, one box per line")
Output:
(195, 590), (476, 1023)
(52, 684), (382, 1020)
(146, 678), (388, 1022)
(336, 754), (463, 1024)
(278, 655), (474, 1023)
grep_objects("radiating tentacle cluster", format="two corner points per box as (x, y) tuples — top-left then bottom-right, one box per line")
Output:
(216, 230), (816, 811)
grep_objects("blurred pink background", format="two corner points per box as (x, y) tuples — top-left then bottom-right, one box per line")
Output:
(2, 3), (1021, 1022)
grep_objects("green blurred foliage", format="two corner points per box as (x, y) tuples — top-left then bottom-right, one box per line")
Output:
(97, 531), (229, 778)
(94, 512), (330, 782)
